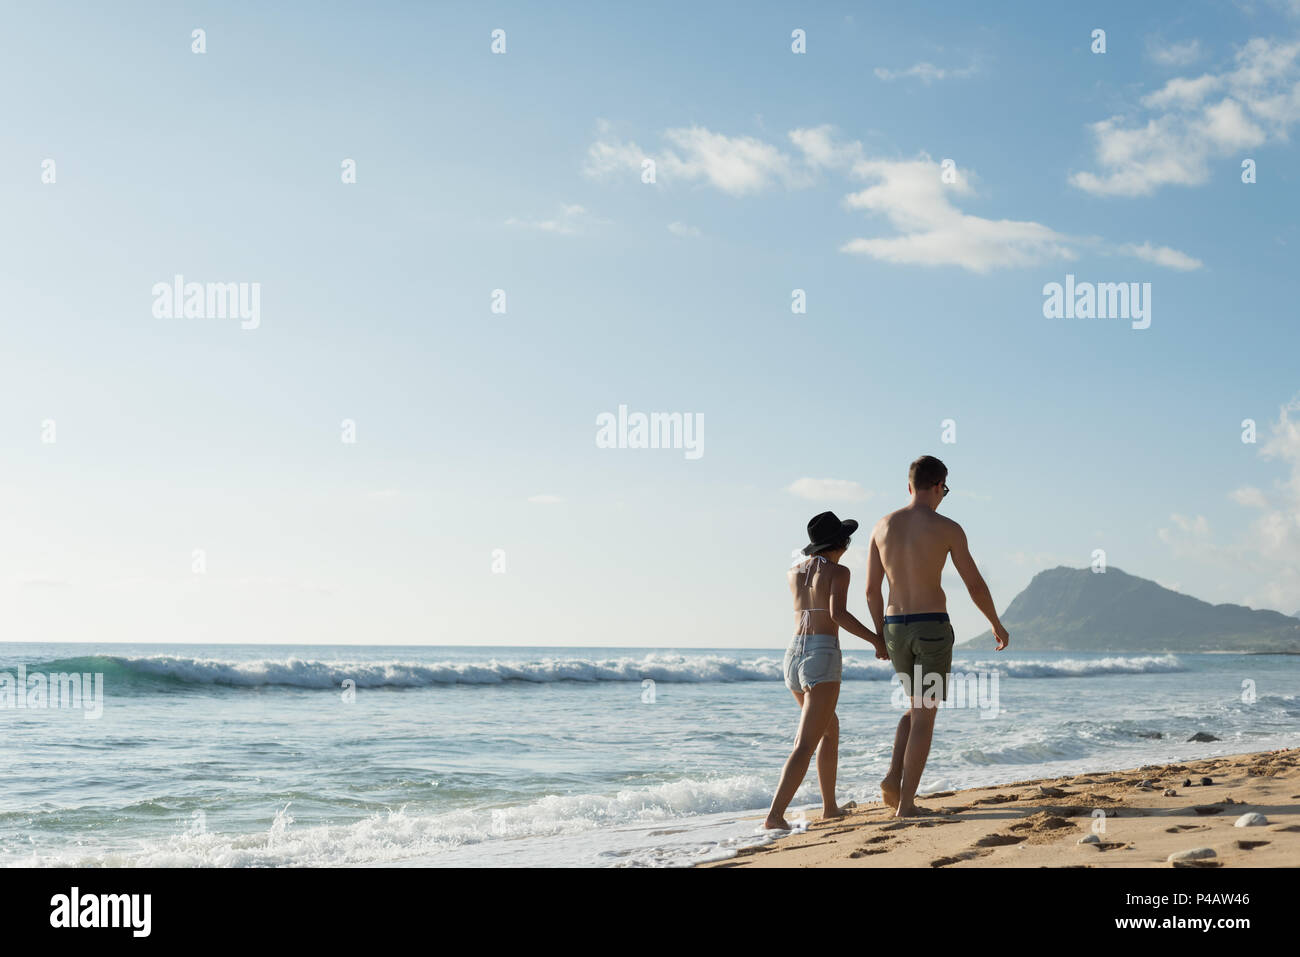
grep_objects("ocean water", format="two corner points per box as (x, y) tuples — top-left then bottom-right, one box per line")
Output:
(1, 643), (1296, 868)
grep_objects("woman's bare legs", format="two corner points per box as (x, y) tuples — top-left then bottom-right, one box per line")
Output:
(817, 711), (845, 818)
(763, 681), (841, 829)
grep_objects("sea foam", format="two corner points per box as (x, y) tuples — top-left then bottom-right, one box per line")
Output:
(26, 652), (1186, 691)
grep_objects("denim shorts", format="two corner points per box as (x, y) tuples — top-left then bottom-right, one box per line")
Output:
(783, 634), (842, 692)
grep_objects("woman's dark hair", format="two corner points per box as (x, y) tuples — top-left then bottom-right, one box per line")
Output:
(810, 537), (851, 555)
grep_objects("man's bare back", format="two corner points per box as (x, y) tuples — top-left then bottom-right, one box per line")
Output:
(870, 506), (957, 615)
(864, 467), (1008, 651)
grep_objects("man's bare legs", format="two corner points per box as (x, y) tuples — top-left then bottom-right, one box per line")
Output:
(763, 682), (841, 829)
(880, 711), (910, 809)
(895, 703), (937, 817)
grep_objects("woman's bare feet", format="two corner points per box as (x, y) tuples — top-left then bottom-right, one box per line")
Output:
(894, 802), (933, 819)
(820, 805), (848, 820)
(880, 777), (901, 809)
(762, 816), (791, 830)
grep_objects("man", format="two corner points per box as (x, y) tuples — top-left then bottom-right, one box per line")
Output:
(865, 455), (1010, 818)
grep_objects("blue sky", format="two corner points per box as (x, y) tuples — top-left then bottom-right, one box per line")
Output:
(2, 1), (1299, 646)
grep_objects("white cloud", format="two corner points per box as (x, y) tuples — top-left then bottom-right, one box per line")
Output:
(506, 204), (608, 236)
(787, 126), (866, 170)
(1231, 486), (1269, 507)
(586, 123), (1201, 272)
(584, 121), (802, 195)
(1160, 397), (1300, 610)
(1232, 397), (1300, 607)
(1170, 513), (1211, 535)
(1120, 241), (1205, 271)
(787, 477), (871, 502)
(874, 61), (977, 83)
(1141, 74), (1224, 110)
(667, 221), (701, 238)
(839, 154), (1077, 273)
(527, 494), (564, 504)
(1148, 38), (1202, 67)
(1073, 37), (1300, 196)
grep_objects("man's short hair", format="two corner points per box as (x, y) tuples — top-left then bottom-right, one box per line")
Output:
(909, 455), (948, 491)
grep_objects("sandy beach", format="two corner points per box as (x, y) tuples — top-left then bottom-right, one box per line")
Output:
(701, 748), (1300, 868)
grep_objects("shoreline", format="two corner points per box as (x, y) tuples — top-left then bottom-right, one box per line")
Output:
(699, 748), (1299, 868)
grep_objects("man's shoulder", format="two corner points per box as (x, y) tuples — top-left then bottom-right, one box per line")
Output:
(874, 508), (906, 528)
(932, 512), (965, 540)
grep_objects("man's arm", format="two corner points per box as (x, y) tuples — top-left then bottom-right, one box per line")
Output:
(829, 566), (885, 654)
(949, 523), (1010, 650)
(864, 528), (886, 641)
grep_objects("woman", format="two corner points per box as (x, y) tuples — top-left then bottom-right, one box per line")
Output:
(763, 511), (887, 830)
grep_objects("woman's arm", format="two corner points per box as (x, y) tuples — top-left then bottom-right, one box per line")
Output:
(829, 566), (885, 653)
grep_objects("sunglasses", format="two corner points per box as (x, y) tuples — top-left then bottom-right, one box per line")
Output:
(940, 484), (950, 497)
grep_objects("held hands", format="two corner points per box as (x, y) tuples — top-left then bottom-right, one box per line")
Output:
(868, 636), (889, 661)
(993, 623), (1010, 651)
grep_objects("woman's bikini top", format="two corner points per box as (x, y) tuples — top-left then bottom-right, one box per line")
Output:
(792, 555), (830, 636)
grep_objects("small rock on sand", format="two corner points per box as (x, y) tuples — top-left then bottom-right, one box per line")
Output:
(1234, 812), (1268, 827)
(1077, 834), (1100, 845)
(1162, 789), (1177, 797)
(1188, 732), (1220, 742)
(1038, 785), (1067, 797)
(1183, 779), (1192, 787)
(1167, 847), (1216, 862)
(1200, 777), (1214, 786)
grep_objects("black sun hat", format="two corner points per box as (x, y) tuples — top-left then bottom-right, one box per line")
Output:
(802, 511), (859, 556)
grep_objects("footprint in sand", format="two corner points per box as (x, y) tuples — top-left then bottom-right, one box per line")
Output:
(974, 833), (1026, 847)
(1165, 825), (1207, 833)
(930, 849), (989, 868)
(822, 826), (859, 837)
(880, 817), (959, 831)
(848, 847), (890, 858)
(1236, 840), (1270, 850)
(973, 793), (1018, 805)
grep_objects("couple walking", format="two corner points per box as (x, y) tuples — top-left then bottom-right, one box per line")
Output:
(764, 455), (1010, 828)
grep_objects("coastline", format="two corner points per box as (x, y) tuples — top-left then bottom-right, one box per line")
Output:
(699, 748), (1299, 868)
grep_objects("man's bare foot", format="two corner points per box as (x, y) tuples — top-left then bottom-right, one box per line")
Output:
(881, 777), (901, 809)
(894, 803), (934, 819)
(762, 817), (790, 830)
(820, 805), (848, 820)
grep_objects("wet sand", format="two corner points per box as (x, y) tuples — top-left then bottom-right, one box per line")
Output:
(699, 748), (1299, 868)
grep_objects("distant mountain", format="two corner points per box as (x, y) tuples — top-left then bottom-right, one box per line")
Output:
(962, 566), (1300, 652)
